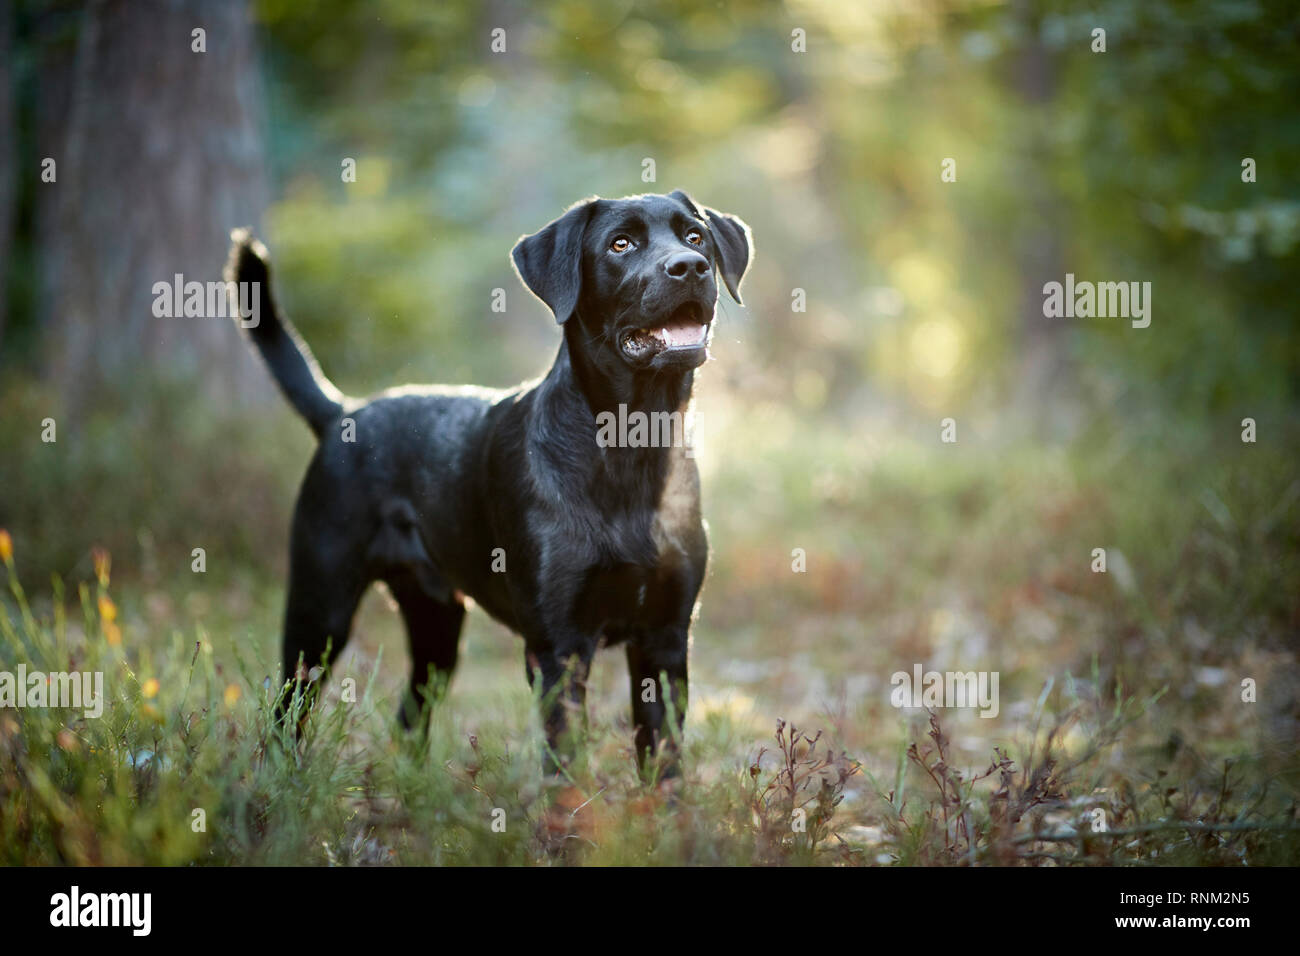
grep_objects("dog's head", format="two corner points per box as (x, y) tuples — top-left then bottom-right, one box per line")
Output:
(512, 191), (752, 372)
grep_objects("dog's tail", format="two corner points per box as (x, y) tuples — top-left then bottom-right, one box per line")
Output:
(224, 228), (345, 440)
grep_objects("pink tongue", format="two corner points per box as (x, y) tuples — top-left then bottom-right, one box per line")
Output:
(657, 318), (708, 347)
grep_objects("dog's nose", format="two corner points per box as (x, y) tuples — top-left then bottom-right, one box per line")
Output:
(663, 250), (710, 281)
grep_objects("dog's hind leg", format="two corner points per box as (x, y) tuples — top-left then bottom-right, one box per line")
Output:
(387, 571), (466, 731)
(276, 534), (368, 732)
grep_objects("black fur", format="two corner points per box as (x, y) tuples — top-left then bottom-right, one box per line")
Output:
(224, 231), (344, 438)
(224, 192), (753, 777)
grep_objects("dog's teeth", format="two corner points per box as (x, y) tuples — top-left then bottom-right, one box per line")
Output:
(626, 320), (707, 353)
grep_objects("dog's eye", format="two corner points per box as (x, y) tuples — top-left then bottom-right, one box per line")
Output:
(685, 229), (704, 246)
(609, 236), (633, 253)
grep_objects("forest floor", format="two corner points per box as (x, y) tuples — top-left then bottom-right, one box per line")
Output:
(2, 388), (1298, 865)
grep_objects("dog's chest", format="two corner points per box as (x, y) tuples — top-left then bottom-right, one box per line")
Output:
(571, 495), (703, 635)
(523, 430), (705, 636)
(576, 555), (695, 637)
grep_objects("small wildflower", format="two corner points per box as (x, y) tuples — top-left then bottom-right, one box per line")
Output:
(104, 622), (122, 647)
(0, 529), (12, 563)
(92, 547), (111, 586)
(98, 595), (117, 622)
(141, 678), (159, 699)
(223, 683), (241, 708)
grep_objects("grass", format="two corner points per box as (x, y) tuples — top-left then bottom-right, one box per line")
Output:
(1, 379), (1297, 865)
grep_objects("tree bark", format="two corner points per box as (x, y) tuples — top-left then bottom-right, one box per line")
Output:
(0, 0), (14, 351)
(41, 0), (273, 414)
(1011, 0), (1073, 423)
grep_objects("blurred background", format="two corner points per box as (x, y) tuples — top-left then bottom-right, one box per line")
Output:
(1, 0), (1298, 855)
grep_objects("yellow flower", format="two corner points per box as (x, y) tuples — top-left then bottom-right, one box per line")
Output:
(98, 595), (117, 622)
(0, 529), (12, 563)
(141, 678), (159, 699)
(104, 622), (122, 647)
(223, 683), (241, 708)
(141, 703), (161, 722)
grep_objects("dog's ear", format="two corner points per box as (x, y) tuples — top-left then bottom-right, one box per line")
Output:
(511, 198), (597, 324)
(670, 189), (753, 305)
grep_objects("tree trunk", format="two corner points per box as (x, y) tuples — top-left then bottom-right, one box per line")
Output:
(0, 0), (14, 351)
(41, 0), (273, 414)
(1011, 0), (1073, 424)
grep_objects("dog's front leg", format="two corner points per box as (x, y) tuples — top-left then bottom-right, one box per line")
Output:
(626, 626), (689, 782)
(525, 635), (596, 778)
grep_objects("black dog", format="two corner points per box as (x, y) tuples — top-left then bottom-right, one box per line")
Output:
(224, 190), (752, 776)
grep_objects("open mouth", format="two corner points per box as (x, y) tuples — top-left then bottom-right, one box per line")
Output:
(619, 303), (711, 361)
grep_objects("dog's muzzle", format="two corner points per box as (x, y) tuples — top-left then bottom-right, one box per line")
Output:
(619, 302), (712, 365)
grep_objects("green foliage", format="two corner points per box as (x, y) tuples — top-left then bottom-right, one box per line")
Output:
(0, 375), (309, 588)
